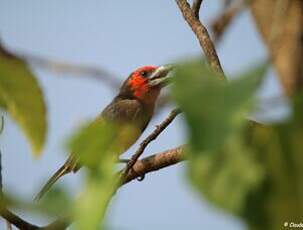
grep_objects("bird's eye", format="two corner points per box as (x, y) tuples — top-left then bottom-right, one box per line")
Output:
(141, 71), (147, 77)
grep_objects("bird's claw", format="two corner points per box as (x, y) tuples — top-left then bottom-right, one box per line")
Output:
(136, 174), (145, 181)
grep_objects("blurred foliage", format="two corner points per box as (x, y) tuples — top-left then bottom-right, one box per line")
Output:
(188, 135), (265, 214)
(68, 120), (123, 230)
(173, 59), (302, 230)
(173, 59), (267, 152)
(38, 186), (72, 217)
(173, 59), (267, 213)
(1, 38), (302, 230)
(0, 46), (46, 155)
(0, 96), (6, 109)
(243, 97), (303, 229)
(0, 187), (71, 218)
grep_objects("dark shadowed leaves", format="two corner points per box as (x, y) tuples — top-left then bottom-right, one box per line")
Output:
(0, 46), (46, 155)
(243, 98), (303, 229)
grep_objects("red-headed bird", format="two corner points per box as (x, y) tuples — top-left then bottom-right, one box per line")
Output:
(35, 65), (173, 200)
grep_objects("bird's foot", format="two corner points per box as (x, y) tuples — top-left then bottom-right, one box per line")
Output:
(136, 174), (145, 181)
(117, 159), (145, 181)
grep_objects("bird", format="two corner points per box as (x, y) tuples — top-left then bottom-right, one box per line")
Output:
(34, 64), (173, 201)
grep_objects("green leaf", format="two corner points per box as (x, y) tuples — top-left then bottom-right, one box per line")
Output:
(173, 59), (268, 152)
(0, 47), (46, 155)
(172, 59), (268, 216)
(188, 136), (264, 213)
(68, 120), (123, 230)
(173, 58), (303, 230)
(38, 186), (72, 217)
(68, 120), (117, 170)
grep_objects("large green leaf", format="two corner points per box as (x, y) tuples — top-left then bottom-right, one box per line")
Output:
(173, 59), (303, 229)
(173, 59), (267, 152)
(0, 46), (46, 155)
(38, 186), (72, 217)
(188, 135), (264, 213)
(172, 59), (268, 214)
(68, 121), (121, 230)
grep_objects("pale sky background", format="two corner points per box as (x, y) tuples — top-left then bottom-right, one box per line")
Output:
(0, 0), (285, 229)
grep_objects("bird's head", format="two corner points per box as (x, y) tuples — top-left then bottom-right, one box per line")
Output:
(119, 65), (173, 104)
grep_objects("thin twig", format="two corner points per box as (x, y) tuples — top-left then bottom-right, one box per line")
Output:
(211, 0), (248, 42)
(223, 0), (233, 8)
(18, 52), (121, 89)
(192, 0), (203, 19)
(176, 0), (226, 80)
(0, 38), (121, 89)
(0, 208), (40, 230)
(121, 108), (182, 181)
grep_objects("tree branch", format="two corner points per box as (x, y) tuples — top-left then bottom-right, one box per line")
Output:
(192, 0), (203, 19)
(121, 145), (185, 185)
(211, 0), (248, 42)
(0, 208), (40, 230)
(121, 108), (182, 180)
(0, 38), (121, 89)
(18, 52), (121, 89)
(175, 0), (226, 80)
(249, 0), (303, 95)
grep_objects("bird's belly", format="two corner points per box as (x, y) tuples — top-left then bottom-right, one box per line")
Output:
(110, 123), (142, 156)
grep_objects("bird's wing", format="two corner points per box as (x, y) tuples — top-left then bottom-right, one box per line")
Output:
(100, 98), (152, 155)
(101, 98), (146, 125)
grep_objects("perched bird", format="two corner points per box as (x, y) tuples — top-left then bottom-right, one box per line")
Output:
(35, 64), (173, 200)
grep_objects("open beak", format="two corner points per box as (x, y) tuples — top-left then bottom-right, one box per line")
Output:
(148, 64), (175, 88)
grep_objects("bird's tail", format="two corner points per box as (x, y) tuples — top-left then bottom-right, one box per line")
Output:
(34, 164), (70, 201)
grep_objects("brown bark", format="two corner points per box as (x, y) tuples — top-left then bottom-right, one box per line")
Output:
(122, 145), (185, 185)
(250, 0), (303, 95)
(176, 0), (226, 80)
